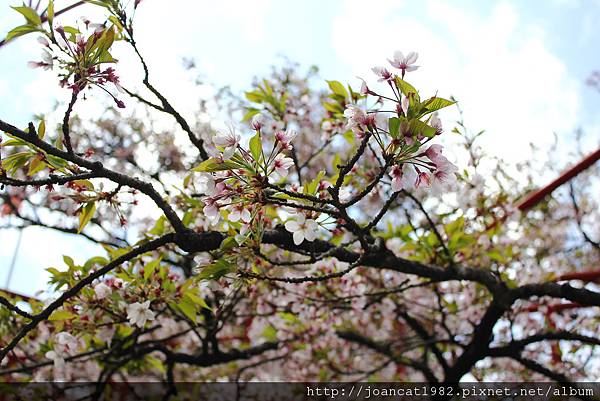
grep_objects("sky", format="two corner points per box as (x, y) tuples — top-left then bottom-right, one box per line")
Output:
(0, 0), (599, 296)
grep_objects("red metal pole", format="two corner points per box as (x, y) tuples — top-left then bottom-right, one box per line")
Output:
(516, 147), (600, 212)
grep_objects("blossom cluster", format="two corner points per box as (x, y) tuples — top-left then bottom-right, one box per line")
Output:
(191, 51), (458, 246)
(17, 5), (126, 107)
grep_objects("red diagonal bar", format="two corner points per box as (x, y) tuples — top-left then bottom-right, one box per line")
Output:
(556, 269), (600, 283)
(516, 147), (600, 212)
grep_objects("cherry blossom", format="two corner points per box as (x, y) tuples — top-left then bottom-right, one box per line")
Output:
(388, 51), (419, 74)
(400, 97), (410, 116)
(126, 301), (155, 328)
(44, 332), (80, 379)
(284, 214), (319, 245)
(338, 188), (352, 203)
(227, 204), (252, 223)
(94, 282), (111, 300)
(251, 114), (264, 131)
(202, 197), (221, 225)
(344, 104), (371, 137)
(274, 129), (297, 150)
(390, 165), (404, 192)
(196, 172), (216, 195)
(371, 66), (394, 82)
(415, 169), (432, 188)
(430, 112), (443, 135)
(213, 129), (240, 159)
(27, 50), (53, 70)
(390, 164), (418, 192)
(3, 10), (596, 386)
(270, 154), (294, 180)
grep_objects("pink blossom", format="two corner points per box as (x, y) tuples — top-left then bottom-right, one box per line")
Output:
(275, 129), (296, 150)
(228, 204), (252, 223)
(37, 36), (50, 47)
(338, 188), (352, 203)
(251, 114), (264, 131)
(425, 144), (444, 162)
(390, 165), (404, 192)
(415, 170), (431, 188)
(430, 112), (442, 135)
(203, 198), (221, 224)
(358, 78), (370, 95)
(213, 129), (240, 159)
(344, 104), (371, 137)
(401, 97), (410, 116)
(388, 51), (419, 74)
(270, 153), (294, 179)
(391, 164), (418, 191)
(431, 157), (458, 189)
(27, 50), (53, 70)
(371, 66), (394, 82)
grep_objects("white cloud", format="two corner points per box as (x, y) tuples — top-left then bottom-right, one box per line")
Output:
(331, 0), (581, 167)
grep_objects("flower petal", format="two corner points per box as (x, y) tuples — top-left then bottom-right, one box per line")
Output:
(293, 231), (304, 245)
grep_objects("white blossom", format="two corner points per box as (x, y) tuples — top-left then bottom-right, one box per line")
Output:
(94, 282), (111, 300)
(126, 301), (155, 328)
(196, 173), (216, 195)
(284, 214), (319, 245)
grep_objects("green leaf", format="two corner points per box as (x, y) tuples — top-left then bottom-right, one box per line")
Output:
(143, 258), (161, 281)
(242, 108), (261, 122)
(47, 0), (54, 25)
(421, 97), (455, 114)
(197, 259), (234, 280)
(305, 170), (326, 195)
(219, 237), (238, 252)
(62, 255), (75, 268)
(61, 25), (80, 36)
(149, 216), (167, 236)
(177, 299), (197, 322)
(184, 292), (210, 310)
(49, 310), (77, 321)
(262, 325), (278, 341)
(388, 117), (400, 138)
(395, 77), (420, 103)
(408, 119), (436, 138)
(249, 132), (262, 162)
(83, 256), (107, 271)
(327, 80), (349, 99)
(245, 91), (264, 103)
(78, 202), (96, 233)
(11, 6), (41, 26)
(27, 157), (46, 176)
(5, 24), (39, 41)
(74, 180), (94, 191)
(37, 120), (46, 139)
(193, 158), (237, 173)
(182, 210), (194, 227)
(1, 151), (32, 175)
(0, 138), (27, 147)
(92, 27), (115, 63)
(108, 15), (124, 32)
(277, 311), (300, 325)
(322, 101), (343, 114)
